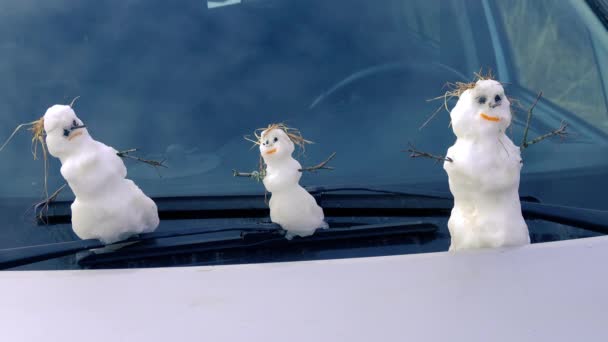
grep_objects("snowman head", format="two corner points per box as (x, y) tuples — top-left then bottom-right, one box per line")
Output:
(259, 127), (295, 165)
(43, 105), (90, 159)
(450, 79), (511, 138)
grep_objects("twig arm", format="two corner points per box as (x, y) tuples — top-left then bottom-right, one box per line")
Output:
(521, 121), (568, 149)
(405, 143), (453, 163)
(232, 169), (265, 182)
(34, 183), (68, 223)
(116, 149), (167, 168)
(299, 152), (336, 172)
(521, 91), (543, 148)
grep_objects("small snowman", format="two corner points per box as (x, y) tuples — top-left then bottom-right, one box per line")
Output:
(443, 79), (530, 250)
(42, 105), (159, 244)
(235, 124), (332, 239)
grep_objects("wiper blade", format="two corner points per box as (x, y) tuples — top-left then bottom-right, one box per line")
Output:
(36, 188), (453, 225)
(32, 186), (608, 235)
(1, 221), (437, 269)
(304, 185), (451, 199)
(37, 194), (270, 224)
(521, 202), (608, 235)
(77, 220), (438, 267)
(0, 224), (281, 270)
(308, 187), (608, 234)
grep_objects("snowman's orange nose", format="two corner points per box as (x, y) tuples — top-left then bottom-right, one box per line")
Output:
(480, 113), (501, 122)
(67, 131), (83, 141)
(265, 148), (277, 155)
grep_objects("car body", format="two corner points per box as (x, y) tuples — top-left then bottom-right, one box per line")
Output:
(1, 0), (608, 341)
(2, 236), (608, 341)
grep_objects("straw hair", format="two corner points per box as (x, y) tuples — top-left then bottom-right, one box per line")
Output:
(420, 69), (499, 130)
(244, 123), (313, 152)
(1, 98), (80, 220)
(29, 117), (46, 160)
(435, 69), (496, 108)
(0, 116), (49, 198)
(243, 123), (312, 195)
(0, 117), (46, 159)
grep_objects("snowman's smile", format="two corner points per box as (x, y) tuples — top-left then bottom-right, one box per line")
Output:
(65, 122), (86, 141)
(67, 131), (83, 141)
(480, 113), (501, 122)
(265, 148), (277, 155)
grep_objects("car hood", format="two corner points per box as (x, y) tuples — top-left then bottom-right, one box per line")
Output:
(1, 236), (607, 342)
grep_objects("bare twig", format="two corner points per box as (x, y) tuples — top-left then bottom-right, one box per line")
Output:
(116, 149), (167, 168)
(233, 155), (267, 182)
(232, 169), (265, 182)
(232, 152), (335, 181)
(69, 96), (81, 108)
(521, 91), (543, 148)
(0, 121), (37, 152)
(33, 183), (68, 224)
(522, 121), (568, 149)
(419, 104), (444, 130)
(299, 152), (336, 172)
(405, 143), (453, 163)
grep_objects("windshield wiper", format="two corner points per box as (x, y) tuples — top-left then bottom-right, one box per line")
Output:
(77, 220), (438, 267)
(0, 224), (281, 270)
(33, 186), (608, 235)
(0, 221), (438, 270)
(308, 186), (608, 233)
(36, 187), (454, 225)
(521, 202), (608, 235)
(304, 186), (451, 198)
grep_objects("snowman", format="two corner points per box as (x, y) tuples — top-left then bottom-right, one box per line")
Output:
(443, 79), (530, 250)
(257, 124), (329, 239)
(43, 105), (159, 244)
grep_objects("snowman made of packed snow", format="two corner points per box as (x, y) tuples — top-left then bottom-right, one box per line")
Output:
(258, 126), (328, 239)
(444, 79), (530, 251)
(43, 105), (159, 244)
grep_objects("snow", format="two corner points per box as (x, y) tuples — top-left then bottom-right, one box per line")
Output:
(443, 80), (530, 250)
(43, 105), (159, 244)
(259, 127), (328, 239)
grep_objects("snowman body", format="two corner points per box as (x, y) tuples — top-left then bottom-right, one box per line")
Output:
(260, 128), (328, 239)
(443, 80), (530, 250)
(44, 105), (159, 244)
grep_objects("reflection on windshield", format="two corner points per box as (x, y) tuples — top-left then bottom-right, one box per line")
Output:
(0, 0), (606, 201)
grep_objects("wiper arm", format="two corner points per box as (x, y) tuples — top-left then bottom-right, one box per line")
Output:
(36, 188), (453, 225)
(77, 220), (438, 267)
(308, 187), (608, 234)
(0, 221), (437, 270)
(0, 224), (281, 270)
(521, 202), (608, 235)
(32, 186), (608, 236)
(304, 185), (451, 199)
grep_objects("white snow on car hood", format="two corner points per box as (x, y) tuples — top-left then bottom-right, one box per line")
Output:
(1, 236), (607, 342)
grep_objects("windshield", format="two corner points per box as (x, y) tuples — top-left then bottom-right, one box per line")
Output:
(1, 0), (608, 199)
(1, 0), (608, 268)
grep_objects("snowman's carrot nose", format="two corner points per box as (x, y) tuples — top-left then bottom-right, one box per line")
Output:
(480, 113), (501, 122)
(265, 148), (277, 155)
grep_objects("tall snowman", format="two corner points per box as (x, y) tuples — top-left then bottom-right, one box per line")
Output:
(443, 79), (530, 250)
(43, 105), (159, 244)
(258, 125), (328, 239)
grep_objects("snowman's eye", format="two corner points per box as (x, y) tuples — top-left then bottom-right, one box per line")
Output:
(494, 95), (501, 102)
(63, 129), (70, 137)
(72, 120), (78, 127)
(265, 140), (269, 145)
(273, 137), (278, 143)
(477, 96), (487, 104)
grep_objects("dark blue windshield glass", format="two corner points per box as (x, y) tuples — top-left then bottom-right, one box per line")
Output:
(0, 0), (607, 210)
